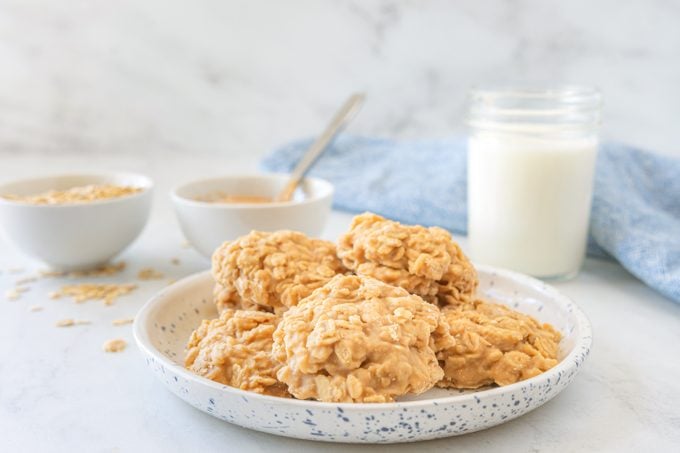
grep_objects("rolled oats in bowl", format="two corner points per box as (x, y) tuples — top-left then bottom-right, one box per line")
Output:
(0, 172), (153, 270)
(1, 184), (142, 205)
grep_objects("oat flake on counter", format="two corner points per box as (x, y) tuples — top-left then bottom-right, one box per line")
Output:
(35, 263), (126, 281)
(15, 276), (38, 285)
(103, 338), (127, 352)
(38, 270), (67, 278)
(56, 319), (91, 327)
(50, 283), (137, 305)
(69, 261), (126, 277)
(5, 289), (21, 301)
(137, 268), (164, 280)
(5, 287), (28, 301)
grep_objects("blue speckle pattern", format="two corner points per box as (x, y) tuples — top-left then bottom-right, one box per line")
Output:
(137, 268), (592, 443)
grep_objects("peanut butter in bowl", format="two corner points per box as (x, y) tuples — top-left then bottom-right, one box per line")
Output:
(171, 173), (334, 258)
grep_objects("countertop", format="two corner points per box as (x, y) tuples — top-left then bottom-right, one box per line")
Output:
(1, 155), (679, 453)
(2, 1), (680, 450)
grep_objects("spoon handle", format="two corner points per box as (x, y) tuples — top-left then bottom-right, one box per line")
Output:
(277, 93), (366, 202)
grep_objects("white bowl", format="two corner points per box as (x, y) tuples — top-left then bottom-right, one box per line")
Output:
(134, 265), (592, 443)
(171, 174), (334, 258)
(0, 172), (153, 270)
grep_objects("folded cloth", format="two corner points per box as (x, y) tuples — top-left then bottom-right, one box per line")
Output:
(261, 136), (680, 303)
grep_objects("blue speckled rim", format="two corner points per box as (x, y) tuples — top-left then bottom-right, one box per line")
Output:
(134, 266), (592, 410)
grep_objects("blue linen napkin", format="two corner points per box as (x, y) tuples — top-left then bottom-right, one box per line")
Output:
(261, 136), (680, 303)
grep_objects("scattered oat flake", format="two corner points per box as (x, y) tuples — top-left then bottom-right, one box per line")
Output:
(56, 318), (90, 327)
(166, 278), (177, 286)
(39, 269), (67, 278)
(50, 283), (137, 305)
(138, 268), (164, 280)
(181, 241), (191, 249)
(39, 263), (125, 279)
(171, 258), (180, 265)
(5, 289), (21, 301)
(69, 261), (126, 277)
(15, 276), (38, 285)
(8, 267), (25, 274)
(112, 318), (134, 326)
(29, 305), (43, 312)
(103, 338), (127, 352)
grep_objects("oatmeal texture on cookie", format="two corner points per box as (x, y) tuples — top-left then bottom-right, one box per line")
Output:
(337, 213), (477, 305)
(211, 230), (346, 314)
(213, 282), (243, 313)
(437, 300), (561, 389)
(185, 309), (288, 397)
(272, 274), (449, 403)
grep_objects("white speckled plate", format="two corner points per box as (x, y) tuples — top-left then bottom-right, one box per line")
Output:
(133, 266), (591, 443)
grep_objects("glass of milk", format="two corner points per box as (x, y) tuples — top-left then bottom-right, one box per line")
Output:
(466, 86), (602, 280)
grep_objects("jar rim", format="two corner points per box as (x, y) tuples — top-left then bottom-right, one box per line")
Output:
(467, 84), (602, 133)
(469, 85), (602, 104)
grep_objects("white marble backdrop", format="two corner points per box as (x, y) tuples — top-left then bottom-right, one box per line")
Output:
(0, 0), (679, 160)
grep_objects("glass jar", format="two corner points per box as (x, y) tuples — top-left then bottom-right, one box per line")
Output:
(466, 86), (602, 280)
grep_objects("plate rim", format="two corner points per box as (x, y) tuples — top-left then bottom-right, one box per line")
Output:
(133, 265), (592, 409)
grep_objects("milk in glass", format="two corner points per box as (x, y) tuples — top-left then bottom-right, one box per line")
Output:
(466, 86), (601, 279)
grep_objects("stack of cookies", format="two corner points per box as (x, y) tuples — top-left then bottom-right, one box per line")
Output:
(185, 213), (561, 403)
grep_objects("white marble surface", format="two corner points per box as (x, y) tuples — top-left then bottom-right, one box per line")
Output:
(1, 155), (679, 452)
(1, 0), (680, 160)
(1, 1), (680, 451)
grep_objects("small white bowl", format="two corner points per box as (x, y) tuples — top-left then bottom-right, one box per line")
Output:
(171, 174), (334, 258)
(0, 172), (153, 270)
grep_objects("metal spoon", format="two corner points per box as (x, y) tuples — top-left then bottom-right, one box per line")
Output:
(276, 93), (366, 202)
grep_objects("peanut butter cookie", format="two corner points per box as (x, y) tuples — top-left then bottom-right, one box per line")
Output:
(437, 300), (561, 389)
(185, 308), (288, 397)
(337, 213), (477, 306)
(273, 274), (450, 403)
(212, 230), (346, 314)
